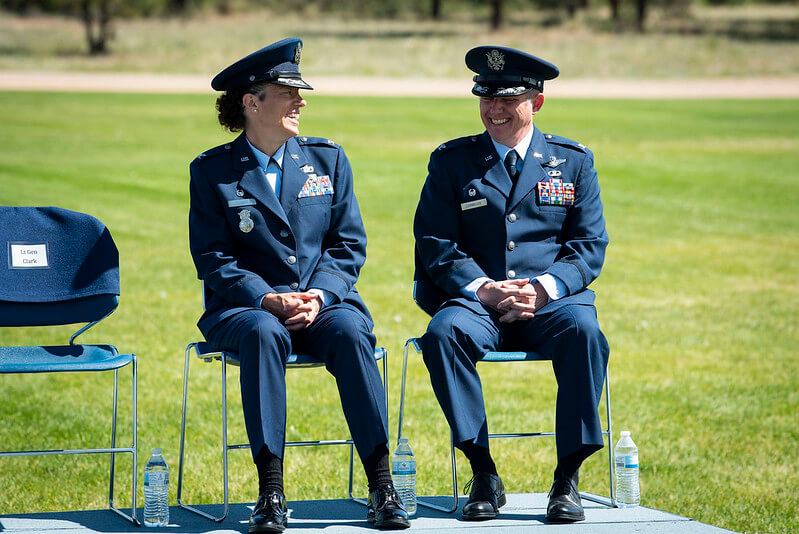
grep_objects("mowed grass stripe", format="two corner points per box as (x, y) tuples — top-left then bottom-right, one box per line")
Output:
(0, 93), (796, 532)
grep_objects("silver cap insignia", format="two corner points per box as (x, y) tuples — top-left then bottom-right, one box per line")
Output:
(486, 50), (505, 71)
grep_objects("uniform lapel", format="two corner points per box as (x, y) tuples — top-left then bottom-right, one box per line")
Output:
(475, 132), (511, 199)
(233, 133), (290, 227)
(507, 126), (553, 212)
(279, 137), (309, 217)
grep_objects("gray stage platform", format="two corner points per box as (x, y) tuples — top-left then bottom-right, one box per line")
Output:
(0, 493), (736, 533)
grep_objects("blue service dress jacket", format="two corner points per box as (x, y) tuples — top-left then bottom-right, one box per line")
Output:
(189, 132), (371, 337)
(413, 128), (609, 316)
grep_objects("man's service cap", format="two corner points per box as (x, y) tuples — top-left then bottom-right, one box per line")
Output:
(465, 45), (558, 97)
(211, 38), (313, 92)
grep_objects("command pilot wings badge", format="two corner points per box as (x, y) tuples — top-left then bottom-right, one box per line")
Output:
(545, 156), (567, 168)
(486, 49), (505, 71)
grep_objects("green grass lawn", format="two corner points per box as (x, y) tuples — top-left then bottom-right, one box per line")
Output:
(0, 92), (797, 533)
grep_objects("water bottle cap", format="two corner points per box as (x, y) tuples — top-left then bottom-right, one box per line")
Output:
(621, 431), (631, 437)
(398, 438), (408, 444)
(152, 448), (162, 454)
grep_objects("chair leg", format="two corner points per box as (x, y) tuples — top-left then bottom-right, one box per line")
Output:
(177, 342), (227, 522)
(400, 338), (459, 513)
(579, 366), (617, 508)
(108, 356), (139, 525)
(349, 347), (389, 506)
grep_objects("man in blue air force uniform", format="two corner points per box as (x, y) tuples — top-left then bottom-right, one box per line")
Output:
(413, 46), (610, 523)
(189, 39), (409, 533)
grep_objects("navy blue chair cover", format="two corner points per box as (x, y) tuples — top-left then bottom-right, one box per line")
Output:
(0, 206), (138, 524)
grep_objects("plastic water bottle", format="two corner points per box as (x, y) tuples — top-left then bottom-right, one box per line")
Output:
(143, 448), (169, 527)
(391, 438), (417, 515)
(614, 431), (640, 507)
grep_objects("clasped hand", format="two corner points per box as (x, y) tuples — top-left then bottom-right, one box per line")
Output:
(261, 292), (322, 331)
(476, 278), (547, 323)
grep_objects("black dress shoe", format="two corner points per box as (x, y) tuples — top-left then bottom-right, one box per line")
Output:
(249, 490), (288, 533)
(462, 472), (506, 521)
(546, 471), (584, 523)
(366, 483), (411, 530)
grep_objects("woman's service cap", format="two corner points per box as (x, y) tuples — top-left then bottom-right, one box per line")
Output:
(466, 45), (558, 97)
(211, 38), (313, 92)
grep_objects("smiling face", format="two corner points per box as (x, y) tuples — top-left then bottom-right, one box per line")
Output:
(243, 83), (306, 147)
(479, 91), (545, 147)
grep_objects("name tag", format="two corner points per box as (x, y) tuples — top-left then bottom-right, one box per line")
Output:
(228, 198), (257, 208)
(460, 199), (487, 211)
(9, 242), (49, 268)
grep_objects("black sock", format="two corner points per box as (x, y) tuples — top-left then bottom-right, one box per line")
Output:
(255, 446), (283, 495)
(364, 443), (392, 492)
(460, 441), (497, 476)
(555, 450), (584, 481)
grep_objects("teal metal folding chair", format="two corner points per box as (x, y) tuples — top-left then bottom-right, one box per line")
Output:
(398, 337), (615, 513)
(177, 341), (388, 522)
(0, 206), (138, 525)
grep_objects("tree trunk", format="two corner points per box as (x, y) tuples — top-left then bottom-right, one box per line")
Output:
(80, 0), (113, 55)
(491, 0), (503, 30)
(431, 0), (441, 19)
(636, 0), (647, 32)
(609, 0), (619, 21)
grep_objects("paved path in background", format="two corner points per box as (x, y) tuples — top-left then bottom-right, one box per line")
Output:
(1, 70), (798, 98)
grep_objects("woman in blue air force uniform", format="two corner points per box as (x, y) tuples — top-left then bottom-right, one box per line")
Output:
(188, 39), (409, 533)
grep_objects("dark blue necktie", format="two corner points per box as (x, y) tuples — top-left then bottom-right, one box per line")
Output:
(504, 149), (519, 181)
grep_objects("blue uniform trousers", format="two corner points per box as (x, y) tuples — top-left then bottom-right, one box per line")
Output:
(206, 304), (388, 463)
(421, 302), (609, 461)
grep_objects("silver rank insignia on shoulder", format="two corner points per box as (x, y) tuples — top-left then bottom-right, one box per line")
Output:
(300, 165), (314, 174)
(236, 189), (244, 197)
(238, 209), (254, 233)
(546, 157), (566, 168)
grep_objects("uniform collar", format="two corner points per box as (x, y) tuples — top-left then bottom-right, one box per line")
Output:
(245, 136), (286, 170)
(489, 125), (535, 162)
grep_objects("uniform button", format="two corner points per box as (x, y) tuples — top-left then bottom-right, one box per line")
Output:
(279, 229), (289, 238)
(286, 255), (297, 265)
(507, 213), (517, 223)
(508, 241), (516, 251)
(507, 270), (516, 278)
(289, 282), (299, 290)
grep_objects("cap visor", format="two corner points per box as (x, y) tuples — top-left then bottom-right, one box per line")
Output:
(472, 84), (534, 97)
(274, 78), (313, 90)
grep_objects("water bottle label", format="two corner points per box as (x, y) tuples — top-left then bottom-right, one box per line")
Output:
(145, 471), (168, 486)
(392, 460), (416, 476)
(624, 454), (638, 468)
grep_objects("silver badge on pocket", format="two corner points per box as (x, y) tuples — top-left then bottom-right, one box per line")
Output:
(238, 209), (254, 233)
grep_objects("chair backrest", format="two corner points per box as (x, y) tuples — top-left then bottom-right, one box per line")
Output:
(0, 206), (120, 327)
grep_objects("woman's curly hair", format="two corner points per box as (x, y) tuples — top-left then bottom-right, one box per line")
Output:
(216, 82), (268, 132)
